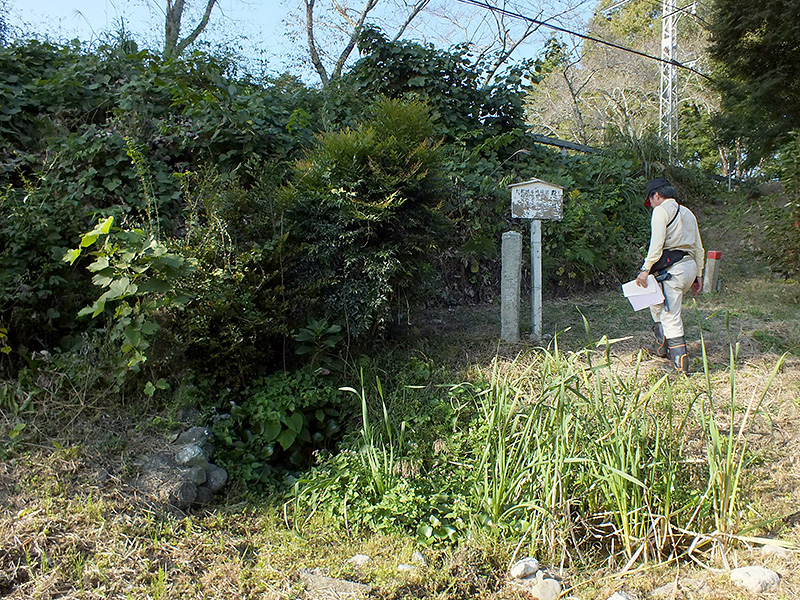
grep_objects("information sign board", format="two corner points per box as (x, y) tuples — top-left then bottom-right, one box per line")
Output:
(509, 179), (564, 220)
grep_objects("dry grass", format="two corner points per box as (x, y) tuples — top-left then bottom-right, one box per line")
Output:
(2, 391), (800, 599)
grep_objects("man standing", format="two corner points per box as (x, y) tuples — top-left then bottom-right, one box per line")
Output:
(636, 178), (704, 373)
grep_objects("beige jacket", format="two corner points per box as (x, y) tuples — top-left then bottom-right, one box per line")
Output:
(641, 198), (705, 276)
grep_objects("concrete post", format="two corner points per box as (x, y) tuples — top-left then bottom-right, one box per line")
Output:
(501, 231), (523, 342)
(703, 250), (721, 292)
(531, 220), (542, 341)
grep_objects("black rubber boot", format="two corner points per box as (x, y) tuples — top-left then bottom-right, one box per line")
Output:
(666, 336), (689, 374)
(652, 323), (668, 358)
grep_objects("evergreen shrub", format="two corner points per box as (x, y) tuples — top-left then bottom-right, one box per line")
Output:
(285, 97), (448, 341)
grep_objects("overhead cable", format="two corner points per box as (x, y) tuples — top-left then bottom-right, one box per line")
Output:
(454, 0), (713, 81)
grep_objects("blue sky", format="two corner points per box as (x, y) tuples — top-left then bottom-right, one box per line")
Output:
(8, 0), (296, 72)
(7, 0), (594, 81)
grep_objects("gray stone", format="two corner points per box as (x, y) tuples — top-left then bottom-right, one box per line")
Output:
(730, 566), (780, 594)
(195, 484), (214, 505)
(168, 481), (197, 509)
(397, 564), (417, 573)
(202, 441), (215, 457)
(349, 554), (371, 567)
(527, 577), (561, 600)
(509, 557), (539, 579)
(761, 543), (792, 559)
(608, 592), (635, 600)
(206, 464), (228, 492)
(176, 443), (209, 468)
(186, 465), (207, 485)
(176, 426), (214, 448)
(299, 570), (371, 597)
(411, 550), (427, 566)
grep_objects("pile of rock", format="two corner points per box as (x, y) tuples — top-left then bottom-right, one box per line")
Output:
(507, 558), (563, 600)
(507, 554), (784, 599)
(292, 549), (788, 599)
(167, 427), (228, 509)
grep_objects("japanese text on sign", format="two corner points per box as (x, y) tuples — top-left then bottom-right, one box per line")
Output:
(511, 187), (563, 220)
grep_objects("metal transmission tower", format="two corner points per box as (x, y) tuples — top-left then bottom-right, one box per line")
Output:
(659, 0), (678, 159)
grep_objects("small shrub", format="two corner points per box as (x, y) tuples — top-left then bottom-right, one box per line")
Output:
(285, 97), (448, 342)
(210, 368), (355, 484)
(762, 131), (800, 278)
(172, 165), (291, 384)
(63, 216), (196, 386)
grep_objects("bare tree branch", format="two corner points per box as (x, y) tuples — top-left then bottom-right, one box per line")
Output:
(329, 0), (380, 81)
(391, 0), (432, 42)
(164, 0), (219, 59)
(472, 1), (544, 86)
(332, 0), (359, 28)
(175, 0), (218, 56)
(304, 0), (331, 85)
(480, 21), (537, 85)
(561, 63), (588, 145)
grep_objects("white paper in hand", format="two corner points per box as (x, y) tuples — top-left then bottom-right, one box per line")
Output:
(621, 275), (664, 311)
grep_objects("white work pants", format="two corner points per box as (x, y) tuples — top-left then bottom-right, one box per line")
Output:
(649, 258), (697, 338)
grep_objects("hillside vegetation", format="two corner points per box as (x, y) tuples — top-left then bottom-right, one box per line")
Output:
(2, 7), (800, 598)
(2, 190), (800, 598)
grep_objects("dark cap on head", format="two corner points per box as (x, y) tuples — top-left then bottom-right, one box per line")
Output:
(644, 177), (672, 207)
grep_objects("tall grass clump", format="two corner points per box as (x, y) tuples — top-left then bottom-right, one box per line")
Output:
(464, 340), (691, 565)
(690, 312), (787, 563)
(290, 328), (786, 568)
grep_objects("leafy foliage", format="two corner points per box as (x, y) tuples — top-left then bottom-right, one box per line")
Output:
(294, 318), (345, 372)
(0, 38), (314, 373)
(709, 0), (800, 162)
(285, 97), (448, 340)
(0, 184), (88, 356)
(293, 337), (776, 561)
(169, 165), (293, 385)
(762, 132), (800, 278)
(344, 29), (528, 142)
(64, 217), (196, 384)
(210, 367), (353, 483)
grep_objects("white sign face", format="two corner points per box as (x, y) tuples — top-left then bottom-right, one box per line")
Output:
(511, 186), (563, 220)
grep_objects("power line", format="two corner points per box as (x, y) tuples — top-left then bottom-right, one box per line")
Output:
(454, 0), (713, 81)
(602, 0), (711, 28)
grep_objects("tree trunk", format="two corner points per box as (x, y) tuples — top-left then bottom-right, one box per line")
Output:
(164, 0), (219, 59)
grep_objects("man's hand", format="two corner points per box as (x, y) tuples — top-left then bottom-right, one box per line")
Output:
(636, 270), (649, 287)
(691, 277), (702, 295)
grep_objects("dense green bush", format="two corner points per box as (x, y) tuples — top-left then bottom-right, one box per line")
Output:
(0, 186), (88, 355)
(762, 131), (800, 278)
(344, 29), (527, 142)
(540, 153), (649, 288)
(210, 367), (354, 483)
(0, 38), (316, 369)
(285, 97), (449, 341)
(169, 165), (293, 384)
